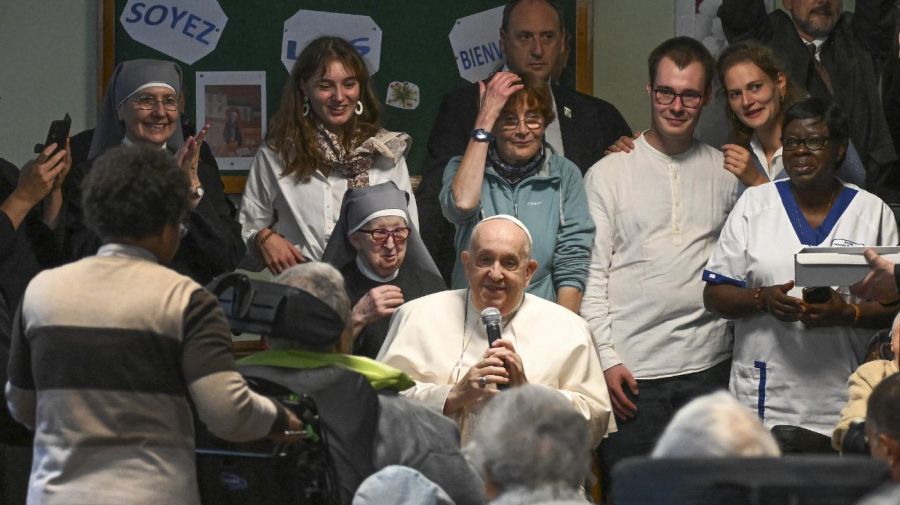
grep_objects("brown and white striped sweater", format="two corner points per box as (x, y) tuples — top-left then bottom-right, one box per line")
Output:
(5, 243), (285, 505)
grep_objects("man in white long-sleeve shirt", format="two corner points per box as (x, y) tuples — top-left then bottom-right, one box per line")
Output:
(581, 37), (742, 484)
(4, 145), (298, 505)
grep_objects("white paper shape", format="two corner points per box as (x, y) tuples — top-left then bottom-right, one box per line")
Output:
(386, 81), (420, 110)
(449, 6), (505, 83)
(196, 71), (266, 172)
(120, 0), (227, 65)
(281, 10), (382, 75)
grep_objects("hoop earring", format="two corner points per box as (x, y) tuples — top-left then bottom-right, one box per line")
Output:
(302, 96), (310, 117)
(355, 101), (364, 116)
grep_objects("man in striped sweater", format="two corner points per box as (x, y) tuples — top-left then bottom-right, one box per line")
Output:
(4, 145), (297, 505)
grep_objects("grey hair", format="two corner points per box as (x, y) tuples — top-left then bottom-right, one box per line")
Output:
(891, 311), (900, 342)
(274, 262), (351, 328)
(465, 385), (591, 495)
(652, 391), (781, 458)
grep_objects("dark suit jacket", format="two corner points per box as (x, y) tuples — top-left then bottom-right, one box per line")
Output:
(718, 0), (898, 192)
(416, 81), (630, 281)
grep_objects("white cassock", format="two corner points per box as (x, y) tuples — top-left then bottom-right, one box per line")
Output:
(377, 289), (614, 446)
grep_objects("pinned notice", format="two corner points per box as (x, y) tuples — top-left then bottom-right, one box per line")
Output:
(449, 6), (505, 83)
(120, 0), (227, 65)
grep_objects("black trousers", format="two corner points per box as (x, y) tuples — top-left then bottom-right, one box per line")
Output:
(598, 359), (732, 500)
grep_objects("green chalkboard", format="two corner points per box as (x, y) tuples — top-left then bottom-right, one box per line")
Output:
(113, 1), (578, 176)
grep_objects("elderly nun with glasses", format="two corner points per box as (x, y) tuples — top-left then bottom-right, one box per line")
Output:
(440, 71), (594, 313)
(322, 182), (444, 358)
(60, 59), (244, 284)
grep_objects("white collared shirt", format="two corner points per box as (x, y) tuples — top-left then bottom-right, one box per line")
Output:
(749, 134), (785, 181)
(239, 145), (418, 267)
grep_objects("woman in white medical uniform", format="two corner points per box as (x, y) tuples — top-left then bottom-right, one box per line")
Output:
(702, 97), (899, 451)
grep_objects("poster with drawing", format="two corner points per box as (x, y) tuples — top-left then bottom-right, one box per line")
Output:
(196, 71), (266, 172)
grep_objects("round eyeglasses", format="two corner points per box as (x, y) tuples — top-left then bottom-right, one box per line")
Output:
(357, 227), (410, 244)
(498, 115), (544, 131)
(131, 95), (180, 111)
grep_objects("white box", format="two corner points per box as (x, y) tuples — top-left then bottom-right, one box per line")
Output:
(794, 246), (900, 287)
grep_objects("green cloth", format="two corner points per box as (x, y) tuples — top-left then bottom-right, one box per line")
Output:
(237, 349), (414, 392)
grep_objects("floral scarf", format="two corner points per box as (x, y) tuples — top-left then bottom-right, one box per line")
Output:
(315, 122), (409, 188)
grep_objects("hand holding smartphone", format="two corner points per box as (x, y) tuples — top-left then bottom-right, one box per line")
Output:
(802, 286), (832, 304)
(34, 113), (71, 157)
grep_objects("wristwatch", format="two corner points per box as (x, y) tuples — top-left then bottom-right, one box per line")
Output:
(471, 128), (494, 143)
(190, 185), (205, 199)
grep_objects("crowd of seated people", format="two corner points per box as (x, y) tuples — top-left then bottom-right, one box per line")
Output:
(5, 0), (900, 503)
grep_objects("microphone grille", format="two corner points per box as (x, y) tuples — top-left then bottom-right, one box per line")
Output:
(481, 307), (502, 325)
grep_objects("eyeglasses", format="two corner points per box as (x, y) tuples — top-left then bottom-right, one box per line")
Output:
(782, 136), (831, 151)
(357, 227), (410, 244)
(653, 88), (703, 108)
(131, 95), (179, 111)
(498, 114), (544, 131)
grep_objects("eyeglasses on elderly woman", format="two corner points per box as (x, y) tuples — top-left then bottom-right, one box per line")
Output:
(130, 94), (180, 111)
(357, 227), (410, 244)
(497, 113), (544, 131)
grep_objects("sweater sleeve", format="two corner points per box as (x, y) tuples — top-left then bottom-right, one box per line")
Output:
(439, 156), (482, 225)
(182, 289), (285, 441)
(580, 162), (622, 370)
(171, 160), (245, 283)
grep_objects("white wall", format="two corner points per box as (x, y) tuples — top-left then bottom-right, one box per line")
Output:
(593, 0), (674, 132)
(0, 0), (97, 167)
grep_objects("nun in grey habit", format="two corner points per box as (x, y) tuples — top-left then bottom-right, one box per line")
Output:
(59, 58), (244, 284)
(322, 182), (445, 358)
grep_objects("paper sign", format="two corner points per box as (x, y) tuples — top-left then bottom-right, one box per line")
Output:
(281, 10), (382, 75)
(120, 0), (227, 65)
(449, 6), (504, 83)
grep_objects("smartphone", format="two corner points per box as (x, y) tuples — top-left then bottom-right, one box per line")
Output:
(34, 113), (71, 157)
(802, 286), (832, 304)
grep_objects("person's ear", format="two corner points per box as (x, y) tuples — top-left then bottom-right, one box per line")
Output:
(701, 87), (712, 107)
(834, 142), (847, 166)
(499, 28), (508, 54)
(523, 258), (538, 284)
(776, 72), (788, 97)
(461, 249), (471, 266)
(876, 433), (900, 466)
(645, 82), (652, 97)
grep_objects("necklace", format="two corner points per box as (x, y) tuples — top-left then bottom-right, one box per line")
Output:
(790, 181), (840, 245)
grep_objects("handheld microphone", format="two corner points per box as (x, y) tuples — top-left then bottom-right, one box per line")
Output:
(481, 307), (502, 346)
(480, 307), (507, 390)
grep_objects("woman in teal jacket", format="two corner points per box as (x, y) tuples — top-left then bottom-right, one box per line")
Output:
(439, 71), (594, 312)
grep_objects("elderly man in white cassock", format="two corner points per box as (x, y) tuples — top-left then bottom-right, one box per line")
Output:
(378, 215), (612, 445)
